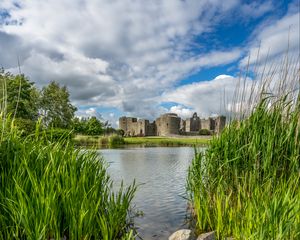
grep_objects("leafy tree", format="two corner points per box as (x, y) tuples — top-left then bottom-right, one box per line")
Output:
(86, 116), (103, 135)
(0, 70), (39, 120)
(116, 129), (125, 136)
(72, 117), (87, 134)
(40, 81), (77, 128)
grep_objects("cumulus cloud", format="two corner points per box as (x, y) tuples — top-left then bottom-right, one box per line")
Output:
(240, 1), (274, 19)
(162, 75), (253, 117)
(0, 0), (298, 123)
(240, 6), (300, 68)
(85, 108), (97, 117)
(0, 1), (242, 112)
(169, 105), (194, 119)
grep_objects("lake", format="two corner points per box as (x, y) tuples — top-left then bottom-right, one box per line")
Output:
(99, 147), (199, 240)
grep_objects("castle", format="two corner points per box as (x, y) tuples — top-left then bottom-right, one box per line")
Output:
(119, 112), (226, 136)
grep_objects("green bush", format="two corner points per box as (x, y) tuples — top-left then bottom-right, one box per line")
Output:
(116, 129), (125, 136)
(109, 135), (125, 147)
(99, 136), (109, 146)
(198, 129), (211, 135)
(45, 128), (74, 141)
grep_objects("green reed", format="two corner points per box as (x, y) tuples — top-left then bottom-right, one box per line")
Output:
(187, 60), (300, 239)
(0, 118), (136, 239)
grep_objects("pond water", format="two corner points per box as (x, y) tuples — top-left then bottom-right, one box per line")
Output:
(98, 147), (199, 240)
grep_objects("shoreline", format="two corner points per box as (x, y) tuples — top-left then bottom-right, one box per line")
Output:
(74, 135), (211, 148)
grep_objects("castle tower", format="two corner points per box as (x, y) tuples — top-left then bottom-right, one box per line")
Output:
(156, 113), (181, 136)
(185, 112), (201, 132)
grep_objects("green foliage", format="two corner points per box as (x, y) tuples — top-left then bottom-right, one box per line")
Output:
(1, 70), (78, 134)
(187, 88), (300, 238)
(86, 116), (103, 135)
(14, 117), (37, 136)
(109, 135), (125, 147)
(0, 116), (136, 239)
(124, 137), (210, 146)
(72, 117), (108, 136)
(72, 117), (87, 133)
(116, 129), (125, 136)
(1, 69), (39, 121)
(45, 128), (74, 141)
(40, 81), (77, 129)
(198, 129), (211, 135)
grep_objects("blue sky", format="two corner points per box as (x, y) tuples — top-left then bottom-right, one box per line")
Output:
(0, 0), (299, 126)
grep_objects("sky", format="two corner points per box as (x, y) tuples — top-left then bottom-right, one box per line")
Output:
(0, 0), (299, 127)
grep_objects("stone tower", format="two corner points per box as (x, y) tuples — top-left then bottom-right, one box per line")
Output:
(185, 112), (201, 132)
(215, 116), (226, 134)
(156, 113), (181, 136)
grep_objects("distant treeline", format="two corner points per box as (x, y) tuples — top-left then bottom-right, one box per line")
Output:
(0, 69), (118, 137)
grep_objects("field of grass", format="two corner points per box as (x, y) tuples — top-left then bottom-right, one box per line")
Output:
(124, 136), (210, 146)
(74, 134), (125, 148)
(0, 118), (136, 239)
(187, 60), (300, 239)
(74, 135), (211, 148)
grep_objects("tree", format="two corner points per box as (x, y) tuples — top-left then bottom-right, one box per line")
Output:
(1, 70), (39, 120)
(40, 81), (77, 128)
(72, 117), (90, 134)
(86, 116), (103, 135)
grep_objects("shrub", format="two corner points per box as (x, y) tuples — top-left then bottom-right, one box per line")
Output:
(45, 127), (74, 141)
(109, 135), (125, 147)
(198, 129), (211, 135)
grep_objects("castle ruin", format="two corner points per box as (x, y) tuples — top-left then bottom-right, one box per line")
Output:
(119, 112), (226, 136)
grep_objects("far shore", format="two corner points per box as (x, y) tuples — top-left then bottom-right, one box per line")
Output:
(74, 135), (212, 147)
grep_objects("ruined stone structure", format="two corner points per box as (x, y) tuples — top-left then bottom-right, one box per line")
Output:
(200, 118), (215, 131)
(156, 113), (181, 136)
(119, 112), (226, 136)
(185, 112), (201, 132)
(119, 116), (156, 136)
(215, 116), (226, 133)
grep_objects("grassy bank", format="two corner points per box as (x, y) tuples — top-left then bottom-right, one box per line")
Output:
(74, 135), (211, 148)
(0, 119), (136, 239)
(187, 66), (300, 238)
(124, 136), (210, 146)
(74, 134), (125, 148)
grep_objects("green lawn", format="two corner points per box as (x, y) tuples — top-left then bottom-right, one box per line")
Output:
(124, 136), (210, 146)
(74, 135), (211, 147)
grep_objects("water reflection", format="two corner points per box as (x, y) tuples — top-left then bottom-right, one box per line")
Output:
(99, 147), (201, 240)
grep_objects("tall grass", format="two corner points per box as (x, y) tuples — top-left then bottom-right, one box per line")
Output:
(0, 117), (136, 239)
(187, 58), (300, 239)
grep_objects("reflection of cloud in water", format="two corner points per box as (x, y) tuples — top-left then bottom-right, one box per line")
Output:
(99, 147), (203, 239)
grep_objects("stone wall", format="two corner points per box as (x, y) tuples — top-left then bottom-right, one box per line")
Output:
(185, 112), (201, 132)
(214, 116), (226, 134)
(156, 113), (181, 136)
(147, 121), (156, 136)
(200, 118), (215, 131)
(119, 113), (226, 136)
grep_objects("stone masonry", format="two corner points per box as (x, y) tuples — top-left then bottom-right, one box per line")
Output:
(119, 112), (226, 136)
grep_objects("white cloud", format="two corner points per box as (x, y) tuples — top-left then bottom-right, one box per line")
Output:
(162, 75), (253, 117)
(0, 0), (298, 121)
(85, 107), (97, 116)
(240, 1), (274, 19)
(169, 105), (194, 119)
(0, 0), (242, 116)
(240, 9), (300, 68)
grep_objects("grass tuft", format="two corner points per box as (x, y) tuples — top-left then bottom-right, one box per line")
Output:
(187, 58), (300, 239)
(0, 118), (136, 239)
